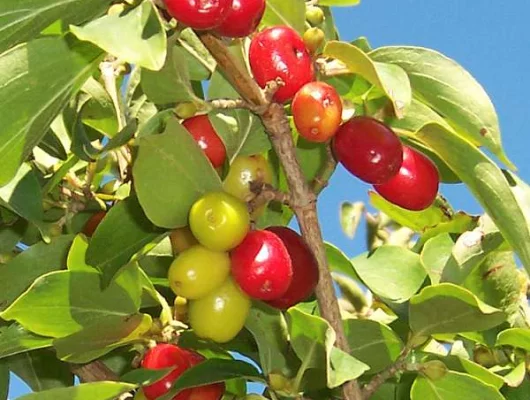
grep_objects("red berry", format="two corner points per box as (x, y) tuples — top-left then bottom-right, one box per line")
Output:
(249, 26), (315, 103)
(182, 115), (226, 168)
(374, 146), (440, 211)
(231, 230), (293, 300)
(292, 81), (342, 143)
(265, 227), (319, 309)
(141, 344), (192, 400)
(215, 0), (266, 38)
(82, 211), (106, 237)
(333, 116), (403, 184)
(163, 0), (231, 30)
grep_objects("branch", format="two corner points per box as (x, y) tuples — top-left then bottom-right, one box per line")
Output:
(197, 32), (362, 400)
(70, 360), (120, 383)
(310, 143), (337, 194)
(249, 182), (291, 214)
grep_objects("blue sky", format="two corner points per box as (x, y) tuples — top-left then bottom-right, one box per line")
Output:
(8, 1), (530, 398)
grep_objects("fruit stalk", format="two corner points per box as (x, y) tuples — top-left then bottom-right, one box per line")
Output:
(197, 32), (362, 400)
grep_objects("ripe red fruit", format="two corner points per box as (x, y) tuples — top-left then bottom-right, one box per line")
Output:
(141, 344), (192, 400)
(82, 211), (106, 237)
(265, 227), (319, 309)
(182, 115), (226, 168)
(249, 26), (315, 103)
(215, 0), (266, 38)
(333, 116), (403, 184)
(231, 230), (293, 300)
(163, 0), (231, 30)
(374, 146), (440, 211)
(292, 81), (342, 143)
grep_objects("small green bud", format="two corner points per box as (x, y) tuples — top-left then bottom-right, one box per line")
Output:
(420, 360), (448, 381)
(303, 27), (325, 55)
(175, 102), (198, 120)
(306, 6), (325, 26)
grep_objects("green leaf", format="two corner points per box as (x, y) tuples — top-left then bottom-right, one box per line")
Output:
(328, 347), (368, 388)
(80, 77), (118, 137)
(162, 359), (264, 399)
(38, 130), (68, 160)
(411, 371), (504, 400)
(324, 41), (411, 117)
(16, 382), (137, 400)
(141, 44), (197, 104)
(133, 118), (222, 228)
(496, 328), (530, 351)
(0, 36), (102, 186)
(1, 269), (139, 338)
(325, 243), (358, 278)
(420, 233), (455, 285)
(0, 235), (74, 311)
(503, 377), (530, 399)
(71, 1), (166, 71)
(8, 349), (73, 391)
(244, 302), (292, 376)
(0, 360), (7, 400)
(409, 283), (506, 336)
(371, 47), (513, 168)
(177, 29), (216, 80)
(415, 123), (530, 276)
(54, 314), (152, 363)
(0, 0), (112, 54)
(0, 164), (44, 229)
(0, 219), (27, 253)
(0, 324), (52, 360)
(67, 235), (93, 272)
(260, 0), (305, 34)
(339, 202), (364, 239)
(85, 196), (160, 286)
(502, 362), (526, 388)
(441, 355), (504, 389)
(209, 110), (270, 163)
(296, 137), (330, 185)
(343, 319), (404, 373)
(120, 367), (173, 386)
(352, 246), (427, 302)
(319, 0), (359, 5)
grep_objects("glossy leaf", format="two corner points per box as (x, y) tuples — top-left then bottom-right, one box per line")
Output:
(1, 270), (139, 338)
(0, 36), (102, 186)
(411, 371), (504, 400)
(343, 319), (403, 373)
(8, 349), (73, 391)
(409, 283), (506, 336)
(496, 328), (530, 351)
(85, 196), (160, 287)
(325, 243), (358, 279)
(415, 123), (530, 276)
(120, 367), (173, 386)
(339, 201), (364, 239)
(352, 246), (427, 302)
(209, 110), (270, 163)
(0, 0), (112, 54)
(420, 233), (455, 285)
(324, 41), (411, 117)
(54, 314), (152, 363)
(67, 235), (93, 272)
(328, 347), (368, 388)
(16, 382), (137, 400)
(0, 235), (74, 311)
(0, 324), (52, 360)
(133, 118), (222, 228)
(371, 46), (513, 168)
(441, 355), (504, 389)
(260, 0), (305, 34)
(503, 362), (526, 388)
(0, 219), (27, 253)
(71, 1), (166, 71)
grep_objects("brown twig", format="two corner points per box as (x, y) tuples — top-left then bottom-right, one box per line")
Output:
(70, 360), (119, 383)
(197, 31), (362, 400)
(249, 182), (292, 213)
(310, 143), (337, 194)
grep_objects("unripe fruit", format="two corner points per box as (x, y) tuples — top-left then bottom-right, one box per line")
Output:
(265, 227), (319, 309)
(305, 6), (325, 26)
(82, 211), (106, 237)
(169, 226), (199, 255)
(189, 277), (251, 343)
(141, 344), (192, 400)
(168, 245), (230, 299)
(420, 360), (447, 381)
(223, 155), (273, 202)
(292, 81), (342, 143)
(215, 0), (266, 38)
(189, 192), (250, 252)
(374, 146), (439, 211)
(249, 26), (315, 103)
(231, 230), (293, 300)
(303, 27), (325, 54)
(333, 116), (403, 184)
(182, 115), (227, 169)
(175, 102), (198, 120)
(163, 0), (231, 30)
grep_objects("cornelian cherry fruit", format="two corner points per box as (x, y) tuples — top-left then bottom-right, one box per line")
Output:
(333, 116), (403, 184)
(265, 226), (319, 309)
(82, 211), (106, 237)
(374, 146), (440, 211)
(182, 115), (226, 169)
(249, 26), (315, 103)
(292, 81), (342, 143)
(231, 230), (293, 301)
(163, 0), (231, 30)
(215, 0), (266, 38)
